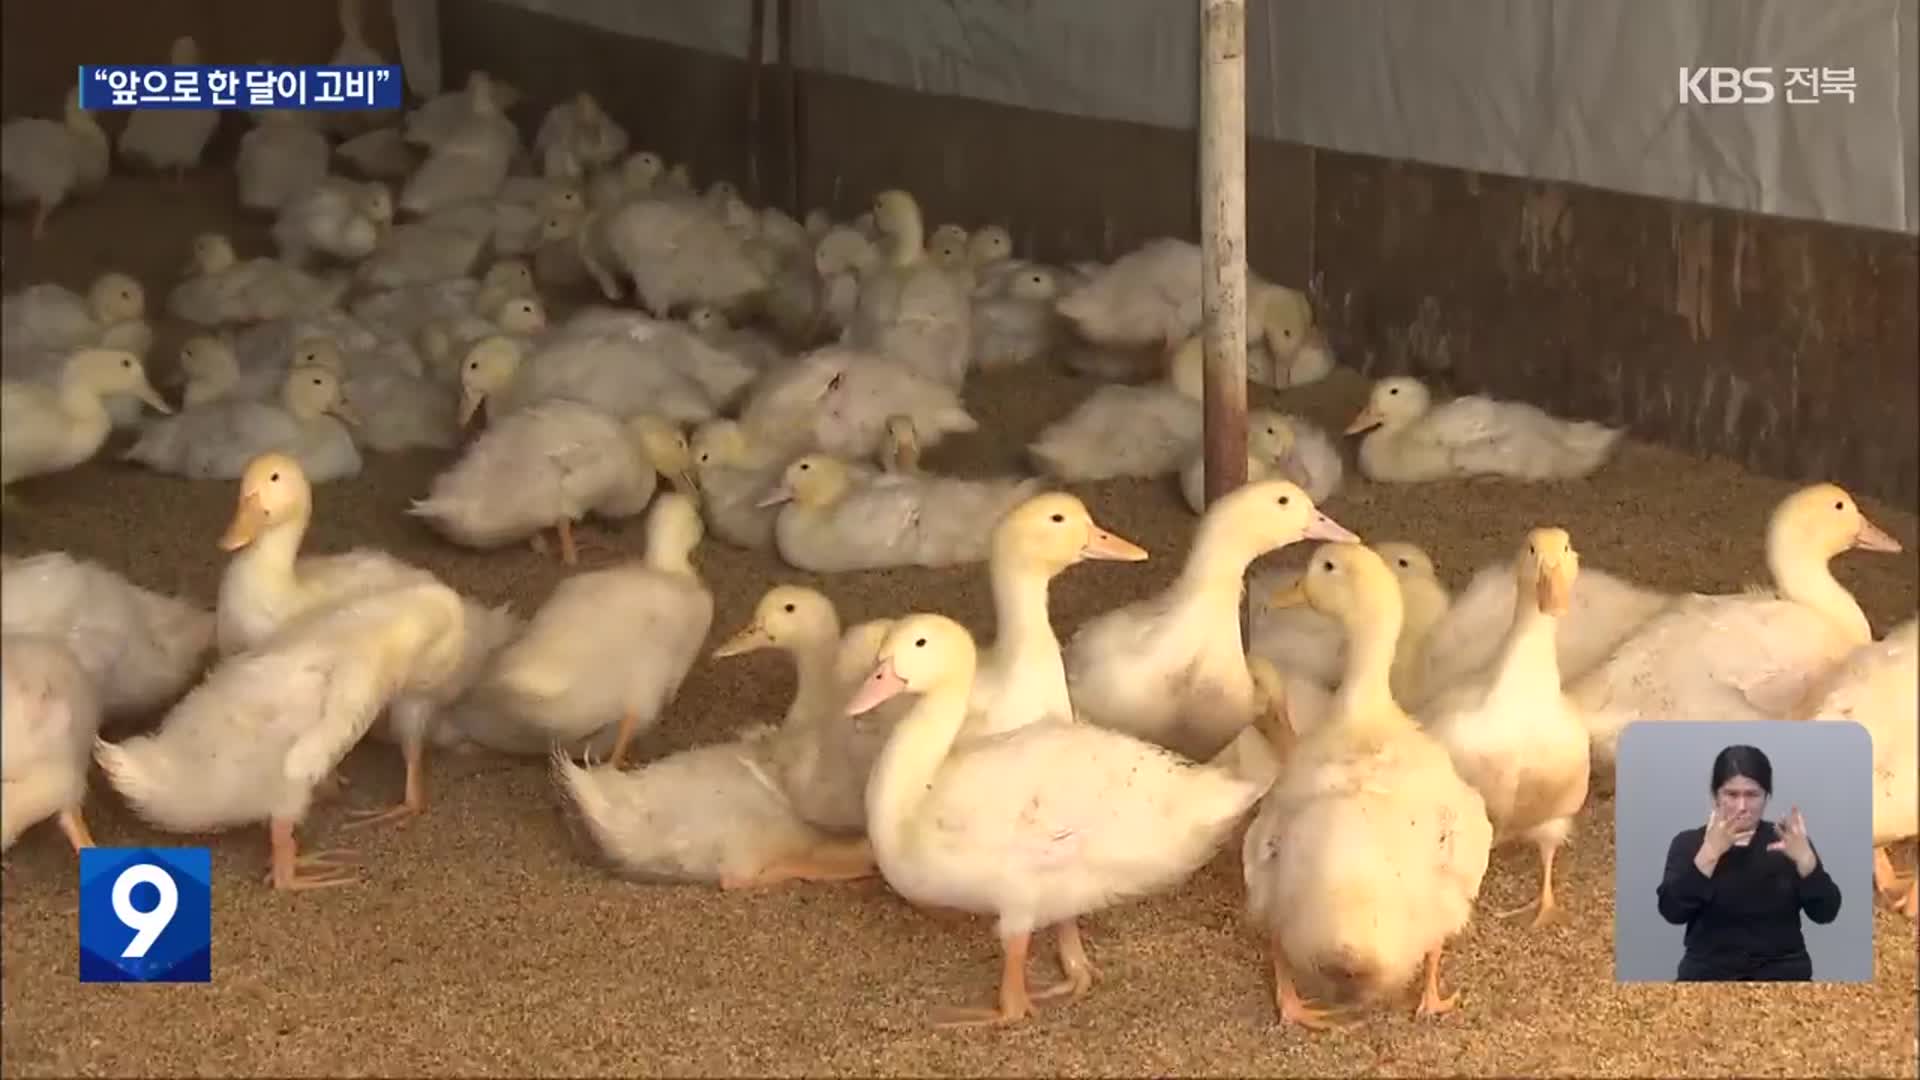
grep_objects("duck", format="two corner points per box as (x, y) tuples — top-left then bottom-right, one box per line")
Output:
(398, 77), (516, 217)
(212, 453), (521, 824)
(411, 403), (692, 565)
(2, 349), (171, 503)
(1794, 616), (1918, 919)
(842, 613), (1264, 1026)
(688, 418), (790, 551)
(1413, 548), (1675, 708)
(599, 185), (770, 319)
(456, 334), (717, 429)
(235, 108), (331, 213)
(1, 87), (109, 236)
(735, 345), (978, 464)
(1411, 528), (1590, 929)
(3, 272), (151, 357)
(970, 263), (1062, 373)
(1242, 541), (1493, 1028)
(1026, 334), (1207, 481)
(1179, 409), (1343, 514)
(845, 189), (973, 388)
(1054, 236), (1318, 361)
(533, 91), (629, 180)
(96, 580), (471, 891)
(0, 550), (214, 720)
(809, 225), (878, 339)
(760, 453), (1042, 574)
(357, 201), (498, 289)
(1064, 480), (1359, 764)
(1, 633), (101, 858)
(453, 494), (713, 770)
(1345, 375), (1624, 483)
(292, 335), (460, 454)
(116, 36), (220, 179)
(272, 178), (393, 266)
(959, 492), (1150, 739)
(552, 586), (883, 890)
(168, 233), (350, 326)
(1570, 483), (1905, 779)
(123, 364), (362, 483)
(1249, 540), (1448, 705)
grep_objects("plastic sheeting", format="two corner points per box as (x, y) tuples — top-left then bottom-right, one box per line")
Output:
(473, 0), (1919, 235)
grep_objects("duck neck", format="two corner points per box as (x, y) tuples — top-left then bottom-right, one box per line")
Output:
(888, 216), (924, 267)
(646, 545), (694, 578)
(1173, 518), (1255, 628)
(988, 553), (1060, 658)
(1333, 604), (1403, 723)
(56, 380), (108, 420)
(230, 517), (309, 592)
(866, 674), (973, 858)
(785, 630), (844, 729)
(1486, 584), (1561, 700)
(1768, 529), (1870, 643)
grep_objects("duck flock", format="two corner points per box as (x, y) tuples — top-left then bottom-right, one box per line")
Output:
(2, 17), (1915, 1033)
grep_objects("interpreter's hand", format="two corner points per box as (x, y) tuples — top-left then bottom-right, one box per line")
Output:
(1699, 807), (1741, 862)
(1766, 806), (1818, 876)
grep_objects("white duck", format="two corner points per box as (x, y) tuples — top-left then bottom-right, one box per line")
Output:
(453, 494), (712, 769)
(411, 403), (692, 564)
(333, 125), (416, 180)
(357, 201), (497, 288)
(273, 178), (393, 265)
(686, 305), (786, 373)
(552, 586), (882, 890)
(1571, 482), (1905, 776)
(548, 313), (759, 410)
(1795, 616), (1918, 919)
(958, 492), (1150, 740)
(3, 272), (152, 357)
(403, 71), (522, 150)
(811, 225), (878, 338)
(735, 345), (978, 464)
(533, 91), (629, 179)
(167, 233), (350, 326)
(1249, 540), (1448, 705)
(1063, 480), (1359, 764)
(1414, 550), (1674, 708)
(123, 364), (362, 483)
(1178, 409), (1343, 515)
(1413, 528), (1591, 929)
(1, 633), (101, 858)
(1055, 236), (1317, 355)
(455, 334), (716, 429)
(1242, 541), (1492, 1028)
(845, 189), (972, 388)
(1, 551), (214, 719)
(212, 453), (522, 824)
(352, 259), (538, 352)
(1345, 376), (1624, 483)
(970, 264), (1061, 372)
(293, 336), (459, 453)
(1026, 335), (1206, 481)
(398, 77), (516, 216)
(1, 87), (109, 236)
(96, 580), (471, 891)
(689, 418), (790, 552)
(236, 109), (331, 212)
(843, 613), (1264, 1026)
(600, 193), (770, 319)
(115, 37), (220, 179)
(2, 349), (170, 501)
(762, 453), (1042, 574)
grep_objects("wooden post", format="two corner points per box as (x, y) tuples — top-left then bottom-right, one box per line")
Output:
(744, 0), (767, 205)
(1199, 0), (1248, 508)
(776, 0), (804, 217)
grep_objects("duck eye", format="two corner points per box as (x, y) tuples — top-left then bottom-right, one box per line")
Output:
(782, 603), (795, 613)
(914, 637), (927, 648)
(121, 359), (132, 368)
(1322, 560), (1334, 571)
(1834, 500), (1844, 510)
(269, 472), (280, 482)
(799, 463), (810, 471)
(1050, 513), (1064, 523)
(1398, 558), (1410, 568)
(1277, 496), (1290, 506)
(312, 378), (322, 385)
(1388, 386), (1399, 395)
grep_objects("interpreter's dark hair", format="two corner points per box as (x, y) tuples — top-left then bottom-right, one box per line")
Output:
(1710, 744), (1773, 795)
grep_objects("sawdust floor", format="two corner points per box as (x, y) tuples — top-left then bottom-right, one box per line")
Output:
(2, 175), (1917, 1078)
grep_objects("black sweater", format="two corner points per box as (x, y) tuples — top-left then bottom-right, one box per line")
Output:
(1656, 819), (1843, 981)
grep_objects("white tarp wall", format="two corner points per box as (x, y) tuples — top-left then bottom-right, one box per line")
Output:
(466, 0), (1919, 235)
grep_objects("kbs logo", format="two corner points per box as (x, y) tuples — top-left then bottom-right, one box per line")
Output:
(1679, 67), (1776, 104)
(1679, 66), (1857, 105)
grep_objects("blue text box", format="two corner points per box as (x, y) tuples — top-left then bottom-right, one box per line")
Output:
(77, 65), (402, 111)
(78, 847), (212, 983)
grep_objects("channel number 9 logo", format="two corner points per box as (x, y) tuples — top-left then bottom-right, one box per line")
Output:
(78, 847), (212, 983)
